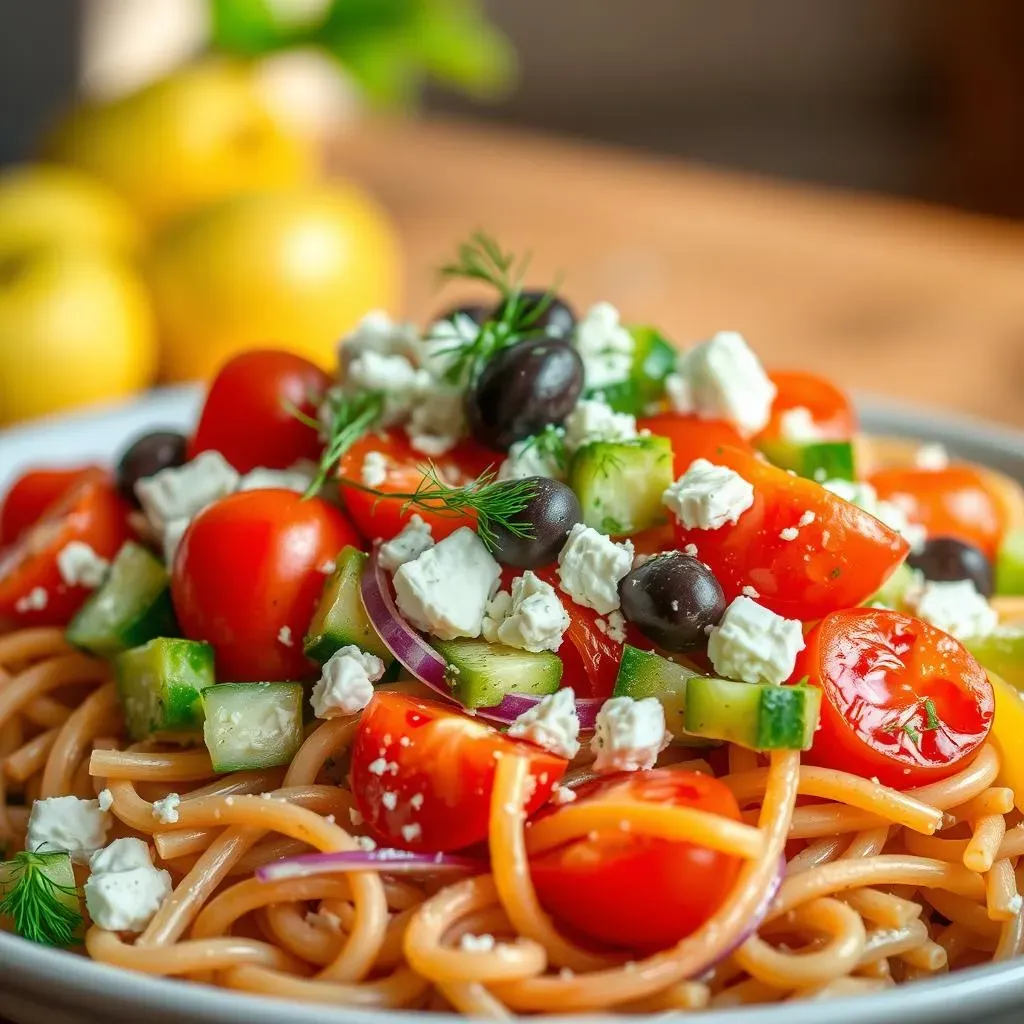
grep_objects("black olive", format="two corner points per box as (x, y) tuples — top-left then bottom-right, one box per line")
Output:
(466, 338), (584, 452)
(907, 536), (994, 598)
(116, 430), (189, 504)
(434, 303), (490, 328)
(489, 477), (582, 568)
(619, 552), (726, 651)
(493, 289), (576, 337)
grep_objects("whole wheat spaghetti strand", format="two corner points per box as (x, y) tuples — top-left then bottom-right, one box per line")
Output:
(0, 626), (69, 665)
(20, 694), (75, 729)
(3, 725), (58, 783)
(620, 981), (711, 1012)
(986, 857), (1019, 920)
(842, 828), (889, 859)
(0, 716), (23, 758)
(995, 863), (1024, 960)
(438, 982), (511, 1019)
(841, 887), (922, 929)
(950, 787), (1015, 821)
(0, 652), (108, 730)
(965, 814), (1006, 873)
(897, 938), (948, 972)
(40, 681), (119, 797)
(790, 976), (890, 1000)
(787, 835), (848, 873)
(857, 919), (930, 965)
(709, 978), (787, 1008)
(923, 891), (1000, 939)
(89, 747), (215, 781)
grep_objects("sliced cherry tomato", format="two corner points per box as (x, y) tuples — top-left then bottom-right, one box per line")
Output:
(672, 447), (908, 620)
(171, 489), (359, 681)
(528, 770), (742, 951)
(637, 413), (753, 477)
(338, 430), (496, 543)
(0, 470), (132, 629)
(796, 608), (993, 788)
(758, 370), (857, 443)
(0, 465), (99, 546)
(350, 692), (567, 852)
(870, 466), (1008, 561)
(191, 349), (330, 473)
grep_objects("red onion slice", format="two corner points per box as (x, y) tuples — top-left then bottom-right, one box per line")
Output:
(360, 547), (604, 729)
(713, 854), (787, 968)
(257, 848), (486, 883)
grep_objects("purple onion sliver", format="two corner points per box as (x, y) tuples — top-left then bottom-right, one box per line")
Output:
(257, 848), (487, 883)
(713, 854), (787, 966)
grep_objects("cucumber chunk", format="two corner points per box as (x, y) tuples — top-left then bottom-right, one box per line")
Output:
(304, 546), (393, 665)
(432, 638), (562, 709)
(685, 676), (821, 750)
(201, 682), (304, 772)
(759, 438), (856, 482)
(595, 326), (678, 415)
(569, 435), (673, 536)
(996, 529), (1024, 596)
(0, 850), (81, 940)
(115, 638), (213, 741)
(66, 541), (177, 656)
(963, 630), (1024, 689)
(869, 561), (921, 609)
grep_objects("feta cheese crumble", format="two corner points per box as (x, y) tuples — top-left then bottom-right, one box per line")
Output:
(662, 459), (755, 530)
(26, 795), (111, 864)
(406, 381), (465, 456)
(134, 450), (239, 533)
(664, 331), (776, 436)
(906, 579), (998, 639)
(572, 302), (635, 390)
(707, 596), (805, 686)
(277, 625), (294, 647)
(15, 586), (48, 613)
(310, 645), (385, 718)
(345, 350), (428, 424)
(499, 430), (567, 482)
(393, 527), (501, 640)
(507, 688), (581, 758)
(459, 932), (497, 952)
(151, 793), (181, 824)
(378, 514), (435, 573)
(337, 311), (418, 367)
(591, 696), (670, 773)
(563, 399), (637, 452)
(97, 789), (114, 812)
(595, 610), (627, 644)
(418, 313), (479, 381)
(557, 523), (634, 614)
(361, 450), (389, 488)
(56, 541), (109, 589)
(481, 571), (570, 653)
(83, 837), (172, 933)
(236, 466), (314, 493)
(914, 443), (950, 471)
(778, 406), (824, 443)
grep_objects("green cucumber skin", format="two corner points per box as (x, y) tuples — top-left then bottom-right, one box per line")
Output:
(0, 851), (80, 918)
(759, 439), (856, 483)
(996, 529), (1024, 596)
(432, 638), (562, 709)
(613, 645), (706, 743)
(304, 546), (393, 665)
(201, 682), (304, 773)
(963, 632), (1024, 689)
(596, 327), (678, 415)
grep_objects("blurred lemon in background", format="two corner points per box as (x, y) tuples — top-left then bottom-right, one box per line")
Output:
(47, 59), (312, 229)
(148, 182), (401, 381)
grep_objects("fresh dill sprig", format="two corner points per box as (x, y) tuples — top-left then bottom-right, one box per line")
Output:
(0, 851), (82, 947)
(922, 697), (941, 731)
(343, 463), (537, 552)
(516, 425), (568, 472)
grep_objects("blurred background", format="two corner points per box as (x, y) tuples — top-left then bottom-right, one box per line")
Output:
(2, 0), (1024, 427)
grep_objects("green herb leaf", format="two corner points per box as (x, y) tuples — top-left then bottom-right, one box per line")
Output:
(516, 425), (568, 472)
(902, 723), (921, 745)
(0, 851), (83, 947)
(922, 697), (941, 731)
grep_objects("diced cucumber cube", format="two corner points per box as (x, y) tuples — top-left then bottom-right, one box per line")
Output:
(201, 682), (304, 773)
(115, 638), (213, 741)
(596, 326), (678, 415)
(0, 850), (81, 942)
(432, 638), (562, 709)
(759, 438), (856, 482)
(996, 529), (1024, 596)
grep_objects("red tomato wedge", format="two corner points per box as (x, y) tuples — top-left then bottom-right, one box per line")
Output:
(528, 770), (743, 951)
(338, 431), (496, 543)
(350, 692), (567, 852)
(759, 370), (857, 442)
(0, 465), (100, 547)
(638, 413), (752, 476)
(171, 489), (359, 681)
(870, 465), (1008, 560)
(671, 447), (909, 620)
(0, 470), (132, 629)
(796, 608), (993, 788)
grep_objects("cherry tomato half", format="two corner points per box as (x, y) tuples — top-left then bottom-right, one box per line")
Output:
(759, 370), (857, 443)
(191, 349), (331, 473)
(171, 489), (359, 681)
(638, 413), (752, 477)
(528, 770), (742, 952)
(797, 608), (993, 788)
(0, 465), (100, 547)
(350, 692), (567, 852)
(672, 447), (908, 620)
(870, 466), (1008, 561)
(0, 470), (132, 629)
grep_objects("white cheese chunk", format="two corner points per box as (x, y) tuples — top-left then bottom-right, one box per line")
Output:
(572, 302), (635, 390)
(345, 350), (429, 425)
(14, 586), (48, 613)
(56, 541), (109, 589)
(484, 571), (570, 653)
(310, 645), (385, 718)
(707, 596), (805, 685)
(84, 837), (172, 933)
(459, 932), (497, 952)
(162, 516), (190, 568)
(361, 450), (389, 488)
(507, 688), (580, 758)
(236, 466), (313, 493)
(481, 589), (513, 643)
(393, 527), (501, 640)
(906, 579), (998, 639)
(563, 399), (637, 452)
(778, 406), (824, 443)
(498, 430), (567, 482)
(556, 523), (634, 614)
(595, 610), (627, 644)
(419, 313), (480, 381)
(337, 310), (418, 367)
(914, 443), (950, 471)
(662, 458), (755, 530)
(406, 380), (465, 456)
(151, 793), (181, 824)
(378, 514), (435, 573)
(665, 331), (776, 436)
(26, 795), (111, 864)
(134, 450), (239, 533)
(591, 696), (670, 773)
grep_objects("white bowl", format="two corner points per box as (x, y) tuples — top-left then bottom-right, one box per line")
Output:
(2, 388), (1023, 1024)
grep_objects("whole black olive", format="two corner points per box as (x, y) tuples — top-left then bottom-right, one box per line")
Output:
(493, 289), (576, 337)
(116, 430), (189, 504)
(434, 303), (490, 328)
(466, 339), (584, 452)
(619, 552), (726, 651)
(489, 477), (582, 568)
(908, 536), (994, 598)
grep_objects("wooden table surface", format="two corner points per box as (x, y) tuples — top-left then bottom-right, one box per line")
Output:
(334, 117), (1024, 427)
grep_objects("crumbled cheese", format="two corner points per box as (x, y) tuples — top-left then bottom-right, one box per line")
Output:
(381, 791), (398, 811)
(162, 517), (190, 568)
(591, 696), (670, 773)
(361, 450), (389, 488)
(683, 543), (699, 557)
(595, 610), (627, 644)
(56, 541), (109, 589)
(741, 585), (760, 598)
(356, 835), (377, 852)
(84, 837), (172, 933)
(557, 523), (634, 614)
(410, 793), (424, 810)
(14, 586), (48, 613)
(134, 450), (239, 532)
(707, 596), (805, 685)
(151, 793), (181, 824)
(662, 458), (755, 530)
(459, 932), (497, 952)
(319, 558), (336, 575)
(236, 466), (314, 493)
(378, 514), (435, 573)
(277, 625), (294, 647)
(778, 406), (825, 443)
(822, 478), (926, 550)
(392, 527), (501, 640)
(337, 310), (418, 367)
(507, 688), (581, 759)
(664, 331), (776, 436)
(481, 589), (513, 643)
(906, 579), (998, 639)
(345, 350), (429, 424)
(367, 757), (389, 776)
(563, 399), (637, 452)
(418, 313), (479, 381)
(483, 571), (570, 653)
(97, 789), (114, 812)
(311, 645), (385, 719)
(779, 527), (799, 541)
(401, 823), (422, 843)
(499, 430), (567, 482)
(306, 909), (343, 933)
(572, 302), (635, 390)
(798, 510), (816, 528)
(406, 380), (465, 456)
(551, 784), (577, 804)
(25, 795), (111, 864)
(914, 443), (950, 471)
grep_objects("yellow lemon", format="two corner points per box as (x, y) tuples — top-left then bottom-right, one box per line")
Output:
(148, 182), (401, 382)
(0, 248), (156, 425)
(47, 59), (312, 229)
